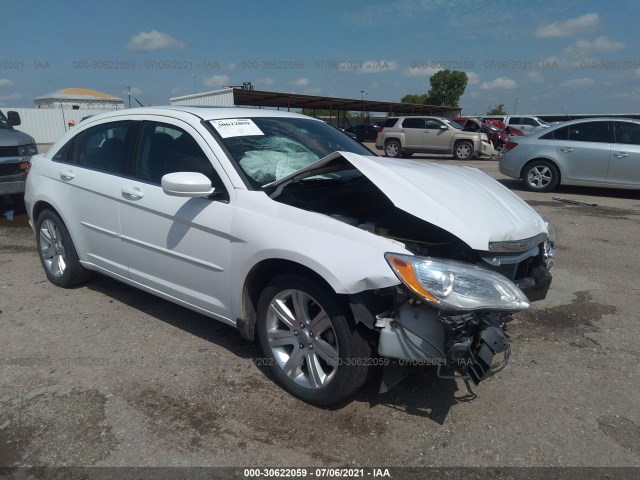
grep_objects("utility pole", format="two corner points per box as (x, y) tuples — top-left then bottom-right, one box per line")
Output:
(361, 90), (367, 123)
(513, 97), (519, 114)
(128, 85), (131, 108)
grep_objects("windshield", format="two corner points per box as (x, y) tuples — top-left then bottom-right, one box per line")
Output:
(0, 110), (10, 129)
(442, 118), (463, 129)
(210, 117), (372, 188)
(534, 117), (549, 126)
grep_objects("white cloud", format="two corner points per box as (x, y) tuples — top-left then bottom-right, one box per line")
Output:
(0, 78), (15, 88)
(403, 66), (442, 77)
(466, 71), (480, 85)
(290, 78), (310, 87)
(535, 13), (599, 38)
(635, 69), (640, 79)
(358, 60), (398, 74)
(202, 75), (230, 88)
(226, 63), (237, 71)
(559, 77), (594, 88)
(564, 36), (625, 57)
(480, 77), (517, 90)
(526, 71), (544, 83)
(304, 88), (322, 96)
(126, 30), (186, 50)
(171, 87), (183, 95)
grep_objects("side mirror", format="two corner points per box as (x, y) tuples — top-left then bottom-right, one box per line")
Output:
(440, 125), (447, 129)
(161, 172), (214, 197)
(7, 111), (21, 126)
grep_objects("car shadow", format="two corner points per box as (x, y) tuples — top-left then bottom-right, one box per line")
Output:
(497, 178), (640, 200)
(86, 273), (469, 421)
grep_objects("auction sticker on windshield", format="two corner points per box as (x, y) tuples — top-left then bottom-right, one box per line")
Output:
(210, 119), (264, 138)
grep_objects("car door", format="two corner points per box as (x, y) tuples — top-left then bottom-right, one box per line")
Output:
(118, 118), (234, 320)
(424, 118), (451, 152)
(607, 121), (640, 186)
(552, 121), (611, 183)
(50, 120), (135, 278)
(400, 117), (426, 149)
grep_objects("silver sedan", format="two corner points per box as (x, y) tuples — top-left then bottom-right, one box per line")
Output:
(499, 117), (640, 192)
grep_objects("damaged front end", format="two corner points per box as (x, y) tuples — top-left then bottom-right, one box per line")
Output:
(375, 253), (532, 391)
(267, 151), (556, 393)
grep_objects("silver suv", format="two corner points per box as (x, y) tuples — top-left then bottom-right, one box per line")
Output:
(375, 116), (487, 159)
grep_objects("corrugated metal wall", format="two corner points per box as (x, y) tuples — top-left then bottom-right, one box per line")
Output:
(4, 108), (109, 144)
(169, 89), (235, 107)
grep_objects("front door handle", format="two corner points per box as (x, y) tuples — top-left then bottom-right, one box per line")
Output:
(121, 186), (144, 199)
(614, 152), (629, 158)
(58, 169), (75, 180)
(560, 147), (574, 153)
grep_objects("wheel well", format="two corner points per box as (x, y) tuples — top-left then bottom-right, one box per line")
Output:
(384, 137), (400, 146)
(32, 201), (57, 224)
(454, 139), (472, 147)
(238, 259), (337, 340)
(521, 158), (561, 182)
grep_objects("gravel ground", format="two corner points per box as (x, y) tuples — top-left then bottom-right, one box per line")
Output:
(1, 148), (639, 470)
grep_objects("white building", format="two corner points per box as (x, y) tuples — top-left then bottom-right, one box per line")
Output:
(34, 88), (124, 110)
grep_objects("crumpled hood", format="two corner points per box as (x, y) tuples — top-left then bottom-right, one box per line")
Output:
(269, 152), (547, 251)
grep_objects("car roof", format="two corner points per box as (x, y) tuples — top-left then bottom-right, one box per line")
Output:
(73, 106), (317, 125)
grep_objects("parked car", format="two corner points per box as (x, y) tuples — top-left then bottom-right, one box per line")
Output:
(375, 116), (490, 159)
(483, 118), (525, 136)
(452, 117), (510, 156)
(25, 107), (555, 405)
(0, 109), (38, 200)
(345, 124), (379, 142)
(483, 115), (550, 135)
(500, 117), (640, 192)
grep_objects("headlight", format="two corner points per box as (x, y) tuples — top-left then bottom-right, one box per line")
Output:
(18, 144), (37, 157)
(385, 253), (530, 311)
(480, 133), (489, 141)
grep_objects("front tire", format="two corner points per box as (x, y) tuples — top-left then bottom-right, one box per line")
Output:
(384, 140), (402, 158)
(256, 274), (371, 405)
(523, 160), (559, 192)
(36, 209), (92, 287)
(453, 141), (473, 160)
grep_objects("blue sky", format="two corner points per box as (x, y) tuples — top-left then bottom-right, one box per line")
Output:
(2, 0), (639, 115)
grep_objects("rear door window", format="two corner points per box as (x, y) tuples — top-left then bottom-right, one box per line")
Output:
(567, 122), (610, 143)
(402, 118), (426, 129)
(78, 121), (135, 174)
(613, 121), (640, 145)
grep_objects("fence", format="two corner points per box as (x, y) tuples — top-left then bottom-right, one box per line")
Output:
(3, 108), (110, 144)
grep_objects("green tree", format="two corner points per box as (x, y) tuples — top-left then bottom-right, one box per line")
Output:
(400, 70), (468, 106)
(400, 93), (429, 104)
(487, 103), (508, 115)
(424, 70), (468, 106)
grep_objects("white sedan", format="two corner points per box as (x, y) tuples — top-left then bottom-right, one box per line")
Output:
(25, 107), (555, 405)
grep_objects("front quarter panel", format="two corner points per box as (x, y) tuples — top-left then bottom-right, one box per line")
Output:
(229, 190), (406, 320)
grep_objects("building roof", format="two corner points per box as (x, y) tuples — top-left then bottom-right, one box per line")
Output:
(34, 88), (124, 102)
(171, 88), (461, 116)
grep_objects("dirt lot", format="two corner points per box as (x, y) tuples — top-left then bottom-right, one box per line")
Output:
(1, 148), (640, 470)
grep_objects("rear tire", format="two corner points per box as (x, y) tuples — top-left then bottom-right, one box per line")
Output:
(384, 140), (402, 158)
(36, 209), (92, 287)
(523, 160), (559, 192)
(256, 274), (371, 405)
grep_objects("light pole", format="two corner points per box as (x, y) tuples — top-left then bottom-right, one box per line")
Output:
(513, 97), (519, 114)
(360, 90), (367, 123)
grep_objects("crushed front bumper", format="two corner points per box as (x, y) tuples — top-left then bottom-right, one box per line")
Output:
(377, 301), (511, 386)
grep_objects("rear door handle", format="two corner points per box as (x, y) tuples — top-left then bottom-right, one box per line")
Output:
(121, 186), (144, 199)
(614, 152), (629, 158)
(560, 147), (574, 153)
(58, 169), (75, 180)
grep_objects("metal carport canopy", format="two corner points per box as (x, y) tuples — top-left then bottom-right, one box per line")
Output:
(231, 88), (461, 116)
